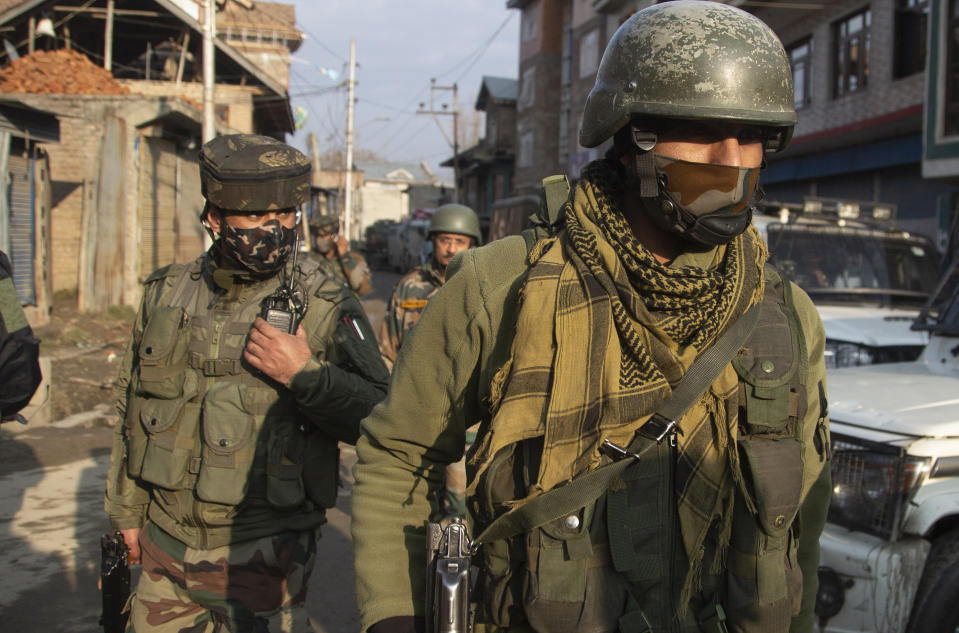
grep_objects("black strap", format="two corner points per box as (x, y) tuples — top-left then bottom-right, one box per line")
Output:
(473, 302), (761, 546)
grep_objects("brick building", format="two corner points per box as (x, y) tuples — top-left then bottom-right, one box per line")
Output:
(442, 75), (517, 241)
(0, 0), (300, 312)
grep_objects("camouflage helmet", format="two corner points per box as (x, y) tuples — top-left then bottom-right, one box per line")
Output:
(579, 1), (797, 151)
(309, 213), (340, 234)
(199, 134), (311, 212)
(428, 203), (481, 245)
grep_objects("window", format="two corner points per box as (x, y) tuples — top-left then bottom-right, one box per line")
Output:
(519, 66), (536, 110)
(834, 7), (871, 97)
(788, 38), (812, 108)
(522, 10), (538, 42)
(947, 0), (959, 135)
(894, 0), (929, 78)
(579, 29), (600, 79)
(518, 130), (535, 168)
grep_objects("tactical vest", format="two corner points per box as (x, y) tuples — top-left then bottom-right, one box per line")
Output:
(470, 266), (830, 633)
(123, 257), (343, 525)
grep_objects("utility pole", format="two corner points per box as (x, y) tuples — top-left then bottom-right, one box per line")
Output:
(202, 0), (216, 143)
(104, 0), (115, 71)
(304, 131), (322, 252)
(417, 79), (459, 201)
(343, 38), (357, 243)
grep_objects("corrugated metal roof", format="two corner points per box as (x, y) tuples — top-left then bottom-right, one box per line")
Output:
(355, 160), (436, 184)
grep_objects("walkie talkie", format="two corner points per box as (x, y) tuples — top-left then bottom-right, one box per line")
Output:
(260, 229), (307, 333)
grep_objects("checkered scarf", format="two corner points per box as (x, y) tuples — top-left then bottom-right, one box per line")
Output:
(470, 159), (768, 612)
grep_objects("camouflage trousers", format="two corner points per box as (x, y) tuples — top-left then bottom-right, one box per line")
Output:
(127, 523), (316, 633)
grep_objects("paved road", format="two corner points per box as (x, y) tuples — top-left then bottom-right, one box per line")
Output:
(0, 268), (401, 632)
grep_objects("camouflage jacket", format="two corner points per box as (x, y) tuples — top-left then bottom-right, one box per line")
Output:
(378, 258), (444, 370)
(308, 249), (373, 297)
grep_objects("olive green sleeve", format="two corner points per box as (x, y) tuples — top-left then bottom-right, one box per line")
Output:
(287, 293), (390, 445)
(789, 282), (831, 633)
(351, 253), (505, 631)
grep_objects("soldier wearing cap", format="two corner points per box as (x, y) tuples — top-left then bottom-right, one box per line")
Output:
(308, 213), (373, 296)
(352, 4), (830, 633)
(105, 134), (389, 632)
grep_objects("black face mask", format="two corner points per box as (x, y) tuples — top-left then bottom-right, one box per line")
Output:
(218, 219), (295, 275)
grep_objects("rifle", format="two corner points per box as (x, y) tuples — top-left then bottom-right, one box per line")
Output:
(99, 530), (130, 633)
(425, 518), (474, 633)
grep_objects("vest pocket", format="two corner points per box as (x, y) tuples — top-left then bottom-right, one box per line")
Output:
(138, 398), (199, 489)
(265, 422), (306, 510)
(196, 383), (258, 505)
(137, 306), (190, 399)
(739, 437), (803, 539)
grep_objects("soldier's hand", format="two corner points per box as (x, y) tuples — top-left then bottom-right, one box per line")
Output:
(336, 235), (349, 256)
(245, 318), (312, 385)
(121, 527), (141, 565)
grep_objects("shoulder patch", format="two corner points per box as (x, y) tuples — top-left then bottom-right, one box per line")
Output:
(400, 298), (429, 310)
(143, 263), (186, 285)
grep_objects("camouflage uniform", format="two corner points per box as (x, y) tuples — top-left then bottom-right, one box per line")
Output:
(309, 249), (373, 297)
(105, 135), (390, 632)
(377, 258), (444, 369)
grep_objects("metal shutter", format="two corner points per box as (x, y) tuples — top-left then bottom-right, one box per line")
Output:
(7, 153), (34, 304)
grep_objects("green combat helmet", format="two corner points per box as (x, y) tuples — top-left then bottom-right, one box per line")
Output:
(200, 134), (311, 213)
(579, 0), (797, 151)
(309, 213), (340, 235)
(428, 203), (482, 245)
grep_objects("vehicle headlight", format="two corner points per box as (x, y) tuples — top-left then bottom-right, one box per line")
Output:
(824, 341), (874, 368)
(828, 433), (931, 540)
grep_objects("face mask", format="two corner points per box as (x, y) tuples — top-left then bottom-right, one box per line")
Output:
(218, 218), (295, 275)
(650, 154), (761, 245)
(314, 233), (336, 254)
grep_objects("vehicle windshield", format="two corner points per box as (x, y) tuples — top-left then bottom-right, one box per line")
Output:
(913, 257), (959, 335)
(766, 224), (940, 307)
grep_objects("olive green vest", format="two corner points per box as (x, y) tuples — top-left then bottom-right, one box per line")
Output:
(472, 266), (829, 633)
(123, 257), (342, 538)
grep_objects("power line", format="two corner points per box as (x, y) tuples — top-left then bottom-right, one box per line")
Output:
(436, 12), (515, 83)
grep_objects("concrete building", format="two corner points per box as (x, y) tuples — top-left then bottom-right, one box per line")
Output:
(354, 160), (451, 239)
(0, 0), (300, 312)
(442, 75), (518, 241)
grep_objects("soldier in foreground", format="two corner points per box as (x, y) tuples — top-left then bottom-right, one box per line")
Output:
(378, 203), (481, 519)
(0, 250), (41, 422)
(352, 3), (831, 633)
(105, 134), (389, 632)
(309, 213), (373, 296)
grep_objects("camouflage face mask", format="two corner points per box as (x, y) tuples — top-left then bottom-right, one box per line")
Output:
(651, 154), (761, 245)
(218, 218), (295, 275)
(654, 154), (760, 216)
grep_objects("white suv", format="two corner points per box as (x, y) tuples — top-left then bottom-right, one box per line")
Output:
(815, 257), (959, 633)
(754, 200), (940, 368)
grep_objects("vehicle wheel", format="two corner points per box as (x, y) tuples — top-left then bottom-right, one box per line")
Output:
(906, 529), (959, 633)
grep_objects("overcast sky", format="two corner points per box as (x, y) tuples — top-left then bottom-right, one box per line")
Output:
(283, 1), (520, 183)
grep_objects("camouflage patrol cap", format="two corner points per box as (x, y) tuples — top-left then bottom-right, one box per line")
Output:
(309, 213), (340, 234)
(579, 1), (797, 151)
(199, 134), (311, 212)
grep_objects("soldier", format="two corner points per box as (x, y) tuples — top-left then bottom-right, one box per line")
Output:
(308, 213), (373, 296)
(105, 134), (389, 632)
(0, 250), (41, 422)
(352, 4), (831, 633)
(378, 203), (480, 369)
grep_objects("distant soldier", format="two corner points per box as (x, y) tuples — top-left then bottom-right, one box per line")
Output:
(378, 203), (481, 368)
(0, 250), (41, 422)
(379, 203), (481, 519)
(105, 134), (389, 632)
(308, 213), (373, 296)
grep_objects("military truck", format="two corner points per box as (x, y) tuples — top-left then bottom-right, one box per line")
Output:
(815, 255), (959, 633)
(754, 198), (940, 367)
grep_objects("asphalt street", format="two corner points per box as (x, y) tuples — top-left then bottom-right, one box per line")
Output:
(0, 266), (401, 633)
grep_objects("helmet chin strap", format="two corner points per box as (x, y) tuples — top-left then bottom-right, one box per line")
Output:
(625, 125), (659, 199)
